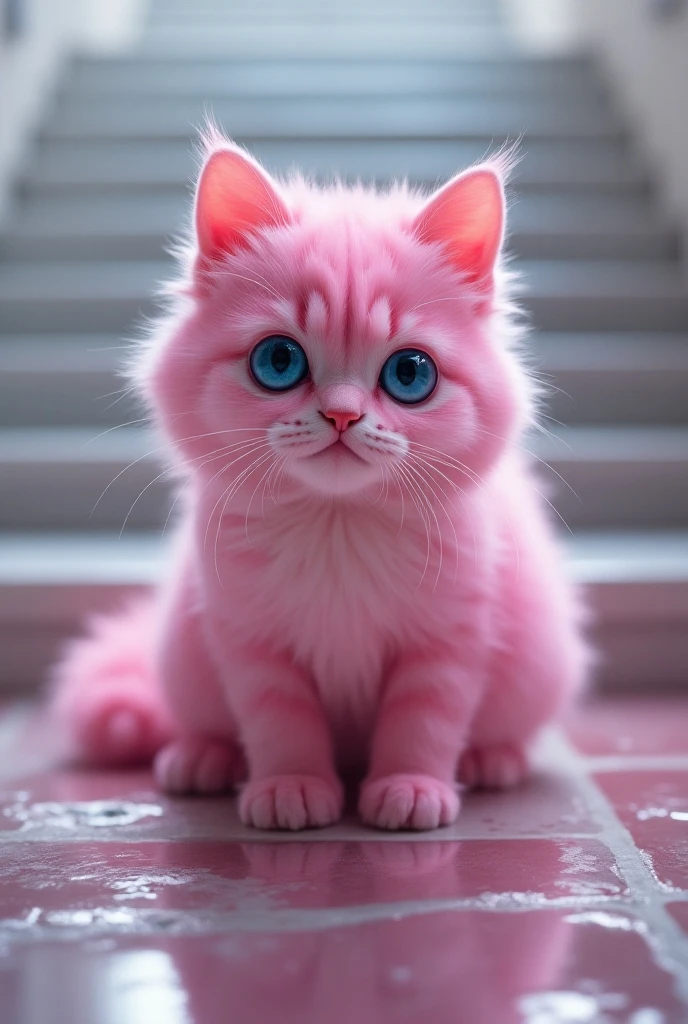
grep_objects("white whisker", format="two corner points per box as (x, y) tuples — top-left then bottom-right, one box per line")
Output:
(208, 450), (276, 587)
(406, 454), (463, 584)
(402, 460), (446, 591)
(163, 439), (272, 536)
(394, 461), (433, 588)
(245, 454), (280, 541)
(122, 439), (270, 538)
(90, 427), (268, 517)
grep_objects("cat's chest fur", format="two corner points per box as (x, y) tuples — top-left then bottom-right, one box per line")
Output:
(213, 500), (466, 706)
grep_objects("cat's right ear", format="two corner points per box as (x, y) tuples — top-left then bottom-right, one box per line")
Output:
(194, 146), (290, 266)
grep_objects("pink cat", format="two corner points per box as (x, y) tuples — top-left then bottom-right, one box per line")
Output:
(49, 132), (588, 831)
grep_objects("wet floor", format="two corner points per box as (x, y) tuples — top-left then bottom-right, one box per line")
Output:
(0, 698), (687, 1023)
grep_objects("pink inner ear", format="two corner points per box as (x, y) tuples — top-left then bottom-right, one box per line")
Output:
(412, 168), (504, 285)
(195, 148), (290, 262)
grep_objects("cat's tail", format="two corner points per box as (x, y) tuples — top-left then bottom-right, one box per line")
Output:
(48, 595), (174, 768)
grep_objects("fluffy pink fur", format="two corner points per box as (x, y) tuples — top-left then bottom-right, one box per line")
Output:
(49, 133), (588, 830)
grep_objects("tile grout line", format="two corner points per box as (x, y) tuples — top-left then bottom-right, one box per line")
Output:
(0, 895), (671, 942)
(0, 829), (615, 845)
(0, 703), (33, 761)
(586, 754), (688, 773)
(551, 731), (688, 1006)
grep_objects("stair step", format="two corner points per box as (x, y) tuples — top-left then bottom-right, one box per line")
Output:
(145, 6), (502, 20)
(0, 426), (687, 531)
(148, 0), (501, 9)
(1, 260), (685, 333)
(137, 0), (507, 54)
(145, 9), (502, 24)
(134, 30), (508, 58)
(0, 261), (165, 333)
(24, 137), (648, 192)
(2, 333), (687, 429)
(535, 426), (688, 529)
(537, 333), (688, 425)
(0, 336), (140, 427)
(11, 193), (664, 238)
(3, 230), (674, 264)
(3, 530), (685, 589)
(43, 96), (622, 142)
(4, 220), (673, 264)
(65, 56), (604, 100)
(1, 530), (686, 691)
(0, 428), (170, 532)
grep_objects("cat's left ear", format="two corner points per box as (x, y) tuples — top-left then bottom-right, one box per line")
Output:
(412, 166), (505, 290)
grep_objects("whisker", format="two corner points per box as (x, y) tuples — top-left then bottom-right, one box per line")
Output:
(201, 444), (274, 556)
(371, 464), (389, 508)
(381, 464), (391, 510)
(388, 464), (406, 538)
(407, 442), (521, 578)
(407, 442), (490, 496)
(406, 453), (469, 580)
(121, 440), (269, 538)
(162, 439), (272, 536)
(90, 428), (268, 516)
(211, 451), (275, 586)
(274, 455), (290, 505)
(262, 455), (285, 520)
(403, 460), (447, 591)
(245, 455), (280, 541)
(476, 426), (580, 501)
(80, 418), (150, 448)
(394, 461), (433, 588)
(211, 269), (283, 302)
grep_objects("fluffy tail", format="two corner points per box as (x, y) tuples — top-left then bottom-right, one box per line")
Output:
(48, 596), (174, 767)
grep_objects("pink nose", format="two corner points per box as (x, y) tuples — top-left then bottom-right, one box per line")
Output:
(320, 410), (362, 433)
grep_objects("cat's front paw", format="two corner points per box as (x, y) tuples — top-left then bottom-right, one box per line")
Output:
(239, 774), (343, 831)
(359, 773), (460, 831)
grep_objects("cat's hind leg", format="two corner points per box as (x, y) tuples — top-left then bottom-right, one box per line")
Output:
(458, 744), (527, 790)
(459, 536), (589, 792)
(154, 736), (245, 795)
(151, 569), (245, 796)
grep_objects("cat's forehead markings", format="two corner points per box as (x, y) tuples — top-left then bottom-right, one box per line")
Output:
(290, 218), (394, 352)
(367, 295), (393, 342)
(304, 290), (330, 338)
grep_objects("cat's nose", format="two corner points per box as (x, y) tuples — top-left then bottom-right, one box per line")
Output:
(319, 410), (363, 433)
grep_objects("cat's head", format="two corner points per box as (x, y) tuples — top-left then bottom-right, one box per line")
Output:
(140, 134), (532, 504)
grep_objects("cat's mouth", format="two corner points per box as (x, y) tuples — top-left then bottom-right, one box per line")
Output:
(313, 439), (365, 463)
(288, 436), (378, 494)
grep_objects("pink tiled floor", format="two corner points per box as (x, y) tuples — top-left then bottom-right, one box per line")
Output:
(0, 699), (687, 1022)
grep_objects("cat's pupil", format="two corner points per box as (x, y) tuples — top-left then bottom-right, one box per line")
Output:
(397, 356), (418, 387)
(271, 344), (291, 374)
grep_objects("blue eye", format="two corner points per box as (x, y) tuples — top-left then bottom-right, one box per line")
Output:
(249, 335), (309, 392)
(379, 349), (438, 405)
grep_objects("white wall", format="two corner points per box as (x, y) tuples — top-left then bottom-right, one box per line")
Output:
(0, 0), (147, 221)
(505, 0), (688, 256)
(504, 0), (585, 53)
(580, 0), (688, 257)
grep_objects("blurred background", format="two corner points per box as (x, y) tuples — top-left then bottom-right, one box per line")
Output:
(0, 0), (687, 696)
